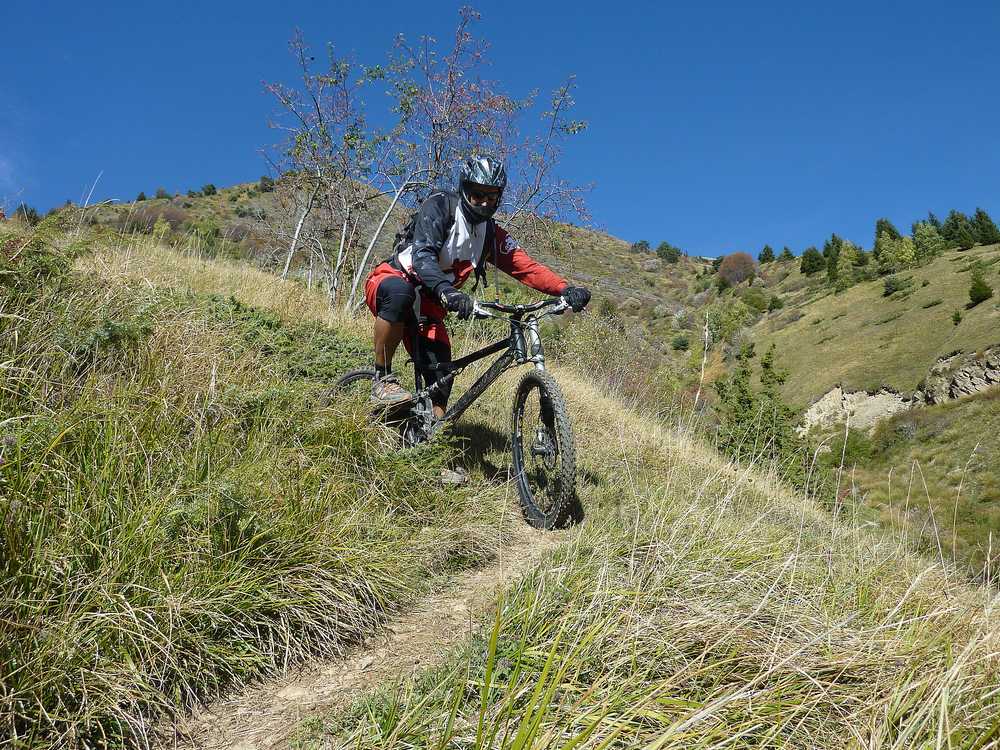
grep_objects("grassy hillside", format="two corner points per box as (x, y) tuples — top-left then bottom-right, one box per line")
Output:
(751, 244), (1000, 407)
(79, 181), (710, 340)
(6, 218), (1000, 748)
(830, 389), (1000, 574)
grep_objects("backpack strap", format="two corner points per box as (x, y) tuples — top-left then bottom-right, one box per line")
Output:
(468, 217), (496, 293)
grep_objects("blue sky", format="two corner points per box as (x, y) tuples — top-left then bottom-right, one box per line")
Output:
(2, 0), (998, 256)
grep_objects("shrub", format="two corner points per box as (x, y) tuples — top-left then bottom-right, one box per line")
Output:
(154, 187), (170, 199)
(799, 247), (824, 275)
(630, 240), (650, 254)
(952, 309), (963, 325)
(671, 333), (689, 351)
(13, 203), (40, 225)
(921, 298), (943, 309)
(740, 287), (769, 313)
(201, 183), (217, 196)
(656, 241), (681, 263)
(119, 205), (190, 234)
(883, 274), (913, 297)
(713, 344), (811, 488)
(969, 263), (994, 306)
(187, 189), (201, 198)
(136, 191), (147, 202)
(718, 252), (756, 287)
(767, 294), (784, 312)
(258, 175), (275, 193)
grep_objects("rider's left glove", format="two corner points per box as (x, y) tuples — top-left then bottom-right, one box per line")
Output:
(440, 286), (475, 320)
(561, 285), (591, 313)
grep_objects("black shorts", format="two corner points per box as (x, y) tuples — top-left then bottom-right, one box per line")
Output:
(374, 275), (453, 406)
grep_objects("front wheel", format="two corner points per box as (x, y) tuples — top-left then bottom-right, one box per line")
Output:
(511, 370), (581, 529)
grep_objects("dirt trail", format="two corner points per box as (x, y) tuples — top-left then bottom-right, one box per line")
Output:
(163, 525), (567, 750)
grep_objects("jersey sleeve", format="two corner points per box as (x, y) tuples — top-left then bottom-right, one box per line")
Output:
(409, 192), (453, 294)
(490, 225), (567, 296)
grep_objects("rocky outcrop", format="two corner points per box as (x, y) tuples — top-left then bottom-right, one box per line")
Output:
(920, 347), (1000, 404)
(801, 387), (916, 434)
(802, 345), (1000, 434)
(640, 258), (663, 273)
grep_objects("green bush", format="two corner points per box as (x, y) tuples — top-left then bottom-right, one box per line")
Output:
(13, 203), (40, 225)
(767, 294), (784, 312)
(671, 333), (689, 351)
(882, 274), (913, 297)
(259, 175), (275, 193)
(740, 286), (769, 313)
(136, 191), (147, 202)
(969, 263), (994, 306)
(952, 309), (963, 325)
(656, 241), (681, 263)
(202, 183), (217, 196)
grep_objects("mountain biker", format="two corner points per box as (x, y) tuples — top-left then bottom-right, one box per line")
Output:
(364, 155), (591, 419)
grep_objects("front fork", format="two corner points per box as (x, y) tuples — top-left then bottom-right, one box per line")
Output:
(517, 318), (547, 372)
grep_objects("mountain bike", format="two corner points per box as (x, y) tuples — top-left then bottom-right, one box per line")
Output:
(335, 297), (581, 530)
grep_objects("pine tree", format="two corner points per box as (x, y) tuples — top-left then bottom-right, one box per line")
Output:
(758, 244), (775, 263)
(913, 221), (946, 263)
(778, 246), (795, 262)
(873, 218), (901, 258)
(824, 234), (844, 283)
(971, 207), (1000, 245)
(835, 240), (860, 289)
(631, 240), (650, 254)
(136, 191), (147, 202)
(799, 247), (824, 275)
(877, 232), (916, 273)
(941, 210), (973, 246)
(957, 224), (976, 250)
(927, 211), (942, 230)
(969, 263), (994, 306)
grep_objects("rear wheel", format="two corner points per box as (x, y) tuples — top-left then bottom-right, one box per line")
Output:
(511, 370), (580, 529)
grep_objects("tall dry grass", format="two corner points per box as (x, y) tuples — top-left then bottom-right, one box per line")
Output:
(309, 376), (1000, 748)
(1, 228), (508, 748)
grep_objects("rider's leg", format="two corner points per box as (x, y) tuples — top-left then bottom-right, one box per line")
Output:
(417, 337), (452, 420)
(373, 317), (405, 376)
(372, 276), (417, 378)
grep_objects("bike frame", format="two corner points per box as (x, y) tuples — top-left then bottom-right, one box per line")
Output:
(404, 302), (557, 436)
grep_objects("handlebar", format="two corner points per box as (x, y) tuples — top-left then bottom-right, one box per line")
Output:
(473, 297), (569, 319)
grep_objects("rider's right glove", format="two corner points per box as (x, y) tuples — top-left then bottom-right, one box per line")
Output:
(440, 286), (475, 320)
(561, 285), (591, 313)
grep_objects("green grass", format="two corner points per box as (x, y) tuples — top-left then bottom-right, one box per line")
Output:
(846, 389), (1000, 575)
(0, 224), (505, 747)
(752, 244), (1000, 406)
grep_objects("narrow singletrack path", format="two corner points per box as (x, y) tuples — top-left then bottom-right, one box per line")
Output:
(163, 525), (568, 750)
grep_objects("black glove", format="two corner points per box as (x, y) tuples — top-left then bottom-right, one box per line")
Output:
(440, 286), (475, 320)
(561, 285), (591, 312)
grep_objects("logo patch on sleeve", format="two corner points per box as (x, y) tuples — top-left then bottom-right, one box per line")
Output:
(502, 235), (517, 255)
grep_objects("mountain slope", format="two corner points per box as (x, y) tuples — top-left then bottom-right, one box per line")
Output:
(751, 243), (1000, 407)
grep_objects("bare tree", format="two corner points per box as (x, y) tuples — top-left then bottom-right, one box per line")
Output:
(263, 7), (590, 311)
